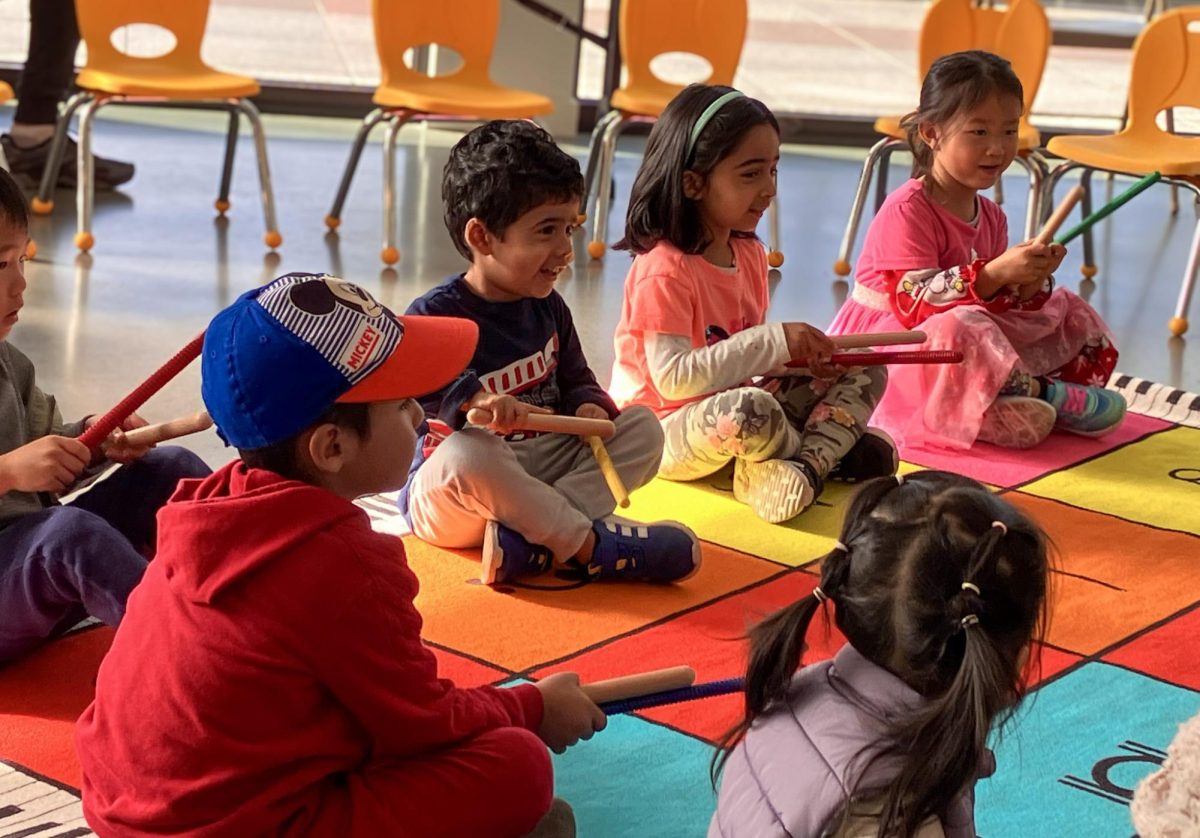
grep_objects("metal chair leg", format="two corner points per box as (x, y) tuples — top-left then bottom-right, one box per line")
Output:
(580, 108), (621, 223)
(587, 112), (628, 260)
(381, 111), (414, 266)
(1169, 211), (1200, 336)
(215, 104), (239, 217)
(74, 98), (101, 252)
(834, 136), (901, 276)
(235, 98), (281, 250)
(994, 171), (1005, 206)
(32, 91), (92, 215)
(326, 107), (386, 231)
(767, 195), (783, 268)
(1166, 108), (1180, 215)
(1013, 152), (1046, 240)
(1079, 168), (1097, 279)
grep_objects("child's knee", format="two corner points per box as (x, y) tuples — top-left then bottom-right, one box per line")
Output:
(482, 727), (554, 832)
(715, 387), (787, 453)
(138, 446), (211, 482)
(39, 508), (134, 563)
(616, 404), (664, 449)
(433, 428), (514, 483)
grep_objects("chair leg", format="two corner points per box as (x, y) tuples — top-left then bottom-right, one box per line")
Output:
(32, 91), (92, 215)
(580, 109), (621, 224)
(1078, 169), (1097, 280)
(1012, 152), (1046, 240)
(234, 98), (281, 251)
(381, 111), (414, 266)
(587, 112), (628, 260)
(994, 172), (1005, 206)
(74, 98), (100, 253)
(1165, 108), (1180, 215)
(1169, 203), (1200, 337)
(767, 196), (783, 268)
(215, 105), (239, 217)
(834, 136), (899, 277)
(326, 107), (387, 231)
(873, 143), (895, 215)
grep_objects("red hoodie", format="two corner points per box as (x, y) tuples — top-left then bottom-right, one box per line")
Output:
(76, 462), (545, 836)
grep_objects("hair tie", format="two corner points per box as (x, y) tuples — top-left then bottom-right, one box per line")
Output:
(686, 90), (745, 161)
(961, 581), (981, 596)
(812, 586), (829, 604)
(833, 541), (848, 553)
(992, 520), (1008, 535)
(960, 614), (980, 629)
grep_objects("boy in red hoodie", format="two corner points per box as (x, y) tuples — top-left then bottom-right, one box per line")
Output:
(76, 272), (604, 837)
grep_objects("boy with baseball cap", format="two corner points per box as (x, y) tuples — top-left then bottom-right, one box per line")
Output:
(76, 273), (602, 837)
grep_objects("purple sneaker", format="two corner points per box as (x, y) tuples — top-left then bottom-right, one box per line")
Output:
(481, 521), (553, 585)
(583, 517), (702, 583)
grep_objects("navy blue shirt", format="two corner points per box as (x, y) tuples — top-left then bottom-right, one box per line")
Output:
(397, 275), (618, 517)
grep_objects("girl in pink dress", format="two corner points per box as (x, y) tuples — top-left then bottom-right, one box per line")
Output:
(829, 50), (1123, 451)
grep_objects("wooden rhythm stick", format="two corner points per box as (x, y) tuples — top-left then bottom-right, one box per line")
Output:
(587, 435), (630, 508)
(582, 666), (697, 706)
(465, 408), (616, 439)
(1034, 185), (1085, 245)
(122, 411), (213, 447)
(1055, 172), (1161, 246)
(829, 330), (926, 349)
(788, 350), (963, 368)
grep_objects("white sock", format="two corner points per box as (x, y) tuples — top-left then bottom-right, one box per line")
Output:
(8, 123), (56, 147)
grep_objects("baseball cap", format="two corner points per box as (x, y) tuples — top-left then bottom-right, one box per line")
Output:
(202, 272), (478, 449)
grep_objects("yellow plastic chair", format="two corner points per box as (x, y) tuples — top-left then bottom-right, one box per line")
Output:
(29, 0), (280, 254)
(324, 0), (554, 266)
(832, 0), (1051, 277)
(1043, 8), (1200, 336)
(580, 0), (783, 265)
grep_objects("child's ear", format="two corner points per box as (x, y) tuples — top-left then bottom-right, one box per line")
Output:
(917, 122), (939, 151)
(305, 423), (350, 475)
(682, 170), (706, 200)
(464, 217), (495, 256)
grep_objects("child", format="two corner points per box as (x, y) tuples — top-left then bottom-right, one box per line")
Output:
(830, 50), (1124, 451)
(0, 168), (208, 664)
(711, 470), (1051, 838)
(401, 120), (701, 585)
(76, 273), (602, 837)
(610, 84), (894, 524)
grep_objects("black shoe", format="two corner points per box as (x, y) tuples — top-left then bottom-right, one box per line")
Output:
(1, 133), (135, 192)
(829, 428), (898, 483)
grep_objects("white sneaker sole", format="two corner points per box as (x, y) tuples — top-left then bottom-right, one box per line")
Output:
(480, 520), (503, 585)
(978, 397), (1056, 449)
(733, 459), (816, 524)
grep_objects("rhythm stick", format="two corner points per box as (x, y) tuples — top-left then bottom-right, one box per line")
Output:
(829, 330), (926, 349)
(1035, 185), (1084, 245)
(587, 435), (630, 508)
(122, 412), (213, 447)
(582, 666), (696, 706)
(1055, 172), (1161, 246)
(78, 333), (206, 451)
(788, 350), (963, 368)
(597, 677), (745, 715)
(465, 408), (616, 439)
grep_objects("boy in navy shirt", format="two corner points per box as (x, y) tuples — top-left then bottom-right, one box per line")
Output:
(402, 120), (700, 585)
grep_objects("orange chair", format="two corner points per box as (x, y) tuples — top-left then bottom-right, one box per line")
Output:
(1043, 8), (1200, 336)
(30, 0), (280, 254)
(833, 0), (1051, 276)
(325, 0), (554, 265)
(580, 0), (782, 265)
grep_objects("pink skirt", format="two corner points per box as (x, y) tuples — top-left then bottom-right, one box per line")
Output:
(828, 284), (1117, 451)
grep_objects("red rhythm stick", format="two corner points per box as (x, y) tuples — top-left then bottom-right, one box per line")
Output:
(77, 333), (206, 451)
(788, 350), (963, 368)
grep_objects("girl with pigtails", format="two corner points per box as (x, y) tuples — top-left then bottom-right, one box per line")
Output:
(710, 470), (1052, 838)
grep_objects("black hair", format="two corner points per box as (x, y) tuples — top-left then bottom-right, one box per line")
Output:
(238, 402), (371, 481)
(442, 120), (584, 260)
(0, 168), (30, 230)
(616, 83), (779, 255)
(901, 50), (1024, 178)
(715, 471), (1052, 838)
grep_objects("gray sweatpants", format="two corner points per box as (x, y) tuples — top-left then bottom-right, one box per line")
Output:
(408, 406), (664, 560)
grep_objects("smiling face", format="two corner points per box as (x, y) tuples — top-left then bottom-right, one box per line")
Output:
(0, 218), (29, 342)
(686, 122), (780, 242)
(923, 92), (1022, 197)
(462, 199), (579, 303)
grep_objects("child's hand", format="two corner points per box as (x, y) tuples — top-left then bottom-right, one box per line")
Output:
(465, 392), (552, 434)
(575, 403), (609, 421)
(1046, 242), (1066, 275)
(534, 672), (607, 754)
(98, 414), (154, 464)
(979, 242), (1053, 298)
(0, 435), (90, 495)
(782, 323), (841, 379)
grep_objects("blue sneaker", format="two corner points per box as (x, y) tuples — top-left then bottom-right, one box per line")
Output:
(1044, 381), (1127, 437)
(585, 517), (701, 583)
(481, 521), (553, 585)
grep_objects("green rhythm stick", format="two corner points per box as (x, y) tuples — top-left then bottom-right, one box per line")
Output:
(1055, 171), (1163, 246)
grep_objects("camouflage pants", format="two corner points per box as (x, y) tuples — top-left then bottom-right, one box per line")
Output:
(658, 367), (887, 482)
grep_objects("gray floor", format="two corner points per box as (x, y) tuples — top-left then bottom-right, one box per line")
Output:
(14, 109), (1200, 469)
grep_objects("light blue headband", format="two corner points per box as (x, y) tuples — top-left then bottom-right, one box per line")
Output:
(686, 90), (745, 161)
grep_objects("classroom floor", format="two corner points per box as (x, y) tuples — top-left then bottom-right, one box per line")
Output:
(11, 107), (1200, 469)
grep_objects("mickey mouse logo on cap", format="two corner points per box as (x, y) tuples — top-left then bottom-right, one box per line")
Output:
(289, 276), (384, 319)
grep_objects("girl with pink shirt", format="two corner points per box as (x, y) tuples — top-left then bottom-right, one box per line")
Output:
(610, 84), (893, 524)
(830, 50), (1123, 451)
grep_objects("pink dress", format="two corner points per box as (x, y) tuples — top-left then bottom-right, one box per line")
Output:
(829, 178), (1117, 451)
